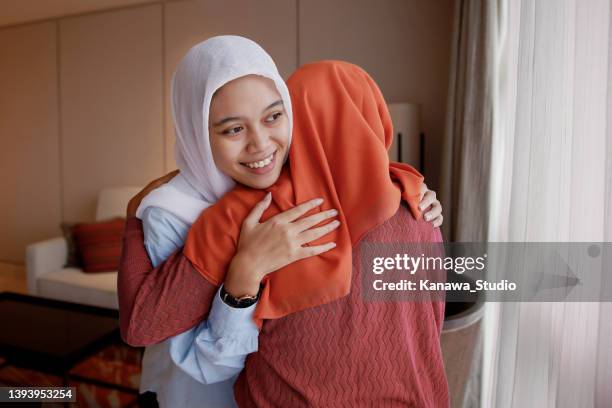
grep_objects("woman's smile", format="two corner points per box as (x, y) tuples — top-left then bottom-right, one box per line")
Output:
(241, 150), (277, 174)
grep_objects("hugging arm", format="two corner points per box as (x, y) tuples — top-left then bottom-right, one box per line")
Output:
(118, 177), (444, 345)
(118, 217), (216, 346)
(168, 290), (259, 384)
(118, 170), (220, 345)
(139, 206), (259, 384)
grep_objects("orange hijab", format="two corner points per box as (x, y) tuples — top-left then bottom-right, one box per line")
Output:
(184, 61), (424, 323)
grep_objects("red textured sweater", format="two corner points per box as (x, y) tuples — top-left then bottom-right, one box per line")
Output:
(118, 205), (449, 407)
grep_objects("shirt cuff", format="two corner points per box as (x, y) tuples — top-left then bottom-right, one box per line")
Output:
(207, 286), (260, 340)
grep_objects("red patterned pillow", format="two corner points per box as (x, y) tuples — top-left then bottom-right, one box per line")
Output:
(72, 218), (126, 273)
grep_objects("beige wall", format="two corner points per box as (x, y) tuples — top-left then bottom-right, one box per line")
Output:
(0, 0), (162, 27)
(0, 22), (62, 263)
(60, 5), (164, 222)
(300, 0), (454, 187)
(0, 0), (454, 262)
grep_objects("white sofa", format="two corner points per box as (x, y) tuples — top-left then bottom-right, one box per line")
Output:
(25, 187), (141, 310)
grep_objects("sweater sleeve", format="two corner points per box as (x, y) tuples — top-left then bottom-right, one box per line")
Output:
(117, 217), (217, 346)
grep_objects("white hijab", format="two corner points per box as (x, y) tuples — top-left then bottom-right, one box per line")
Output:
(135, 36), (292, 223)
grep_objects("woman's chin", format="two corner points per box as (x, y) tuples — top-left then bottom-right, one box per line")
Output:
(236, 171), (280, 190)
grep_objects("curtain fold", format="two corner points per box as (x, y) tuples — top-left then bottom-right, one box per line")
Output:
(485, 0), (612, 407)
(441, 0), (496, 243)
(442, 1), (500, 406)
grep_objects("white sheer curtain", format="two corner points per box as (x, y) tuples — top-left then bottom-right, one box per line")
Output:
(485, 0), (612, 407)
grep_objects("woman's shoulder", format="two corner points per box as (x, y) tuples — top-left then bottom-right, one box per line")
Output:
(142, 206), (187, 229)
(141, 206), (190, 246)
(365, 202), (443, 244)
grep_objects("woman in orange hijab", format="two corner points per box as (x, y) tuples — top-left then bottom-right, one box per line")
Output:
(185, 61), (427, 322)
(180, 61), (449, 406)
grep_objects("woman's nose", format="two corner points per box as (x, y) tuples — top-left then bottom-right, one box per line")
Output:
(247, 127), (271, 152)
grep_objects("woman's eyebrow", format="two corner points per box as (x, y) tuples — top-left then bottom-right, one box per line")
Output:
(213, 100), (284, 127)
(262, 100), (283, 112)
(213, 115), (242, 127)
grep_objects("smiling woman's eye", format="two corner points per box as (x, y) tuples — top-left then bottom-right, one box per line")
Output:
(265, 111), (283, 123)
(222, 125), (244, 135)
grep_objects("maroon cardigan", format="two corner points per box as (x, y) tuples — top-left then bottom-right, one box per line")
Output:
(117, 206), (449, 407)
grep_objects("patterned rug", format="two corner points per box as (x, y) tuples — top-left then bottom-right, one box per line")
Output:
(0, 339), (142, 407)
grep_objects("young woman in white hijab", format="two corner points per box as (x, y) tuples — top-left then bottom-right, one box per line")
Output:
(125, 36), (444, 407)
(130, 35), (338, 408)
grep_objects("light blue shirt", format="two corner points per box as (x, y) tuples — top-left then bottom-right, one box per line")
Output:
(139, 206), (259, 408)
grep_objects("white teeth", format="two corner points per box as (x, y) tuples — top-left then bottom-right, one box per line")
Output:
(245, 153), (274, 169)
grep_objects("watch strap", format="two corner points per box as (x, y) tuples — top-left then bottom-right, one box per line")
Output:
(220, 285), (260, 308)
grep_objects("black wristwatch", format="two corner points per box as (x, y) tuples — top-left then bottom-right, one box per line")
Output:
(220, 284), (260, 308)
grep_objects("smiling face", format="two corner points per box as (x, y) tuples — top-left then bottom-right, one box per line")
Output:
(208, 75), (290, 189)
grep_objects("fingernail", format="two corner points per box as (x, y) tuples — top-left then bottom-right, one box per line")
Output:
(331, 220), (340, 226)
(329, 209), (338, 216)
(330, 242), (337, 248)
(425, 213), (431, 221)
(419, 204), (425, 210)
(313, 198), (324, 205)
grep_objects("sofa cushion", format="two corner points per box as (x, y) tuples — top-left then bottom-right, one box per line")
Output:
(37, 268), (118, 310)
(72, 218), (125, 273)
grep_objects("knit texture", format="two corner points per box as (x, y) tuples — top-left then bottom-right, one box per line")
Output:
(234, 205), (448, 407)
(118, 218), (217, 346)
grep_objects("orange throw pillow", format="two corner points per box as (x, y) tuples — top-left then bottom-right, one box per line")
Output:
(72, 218), (126, 273)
